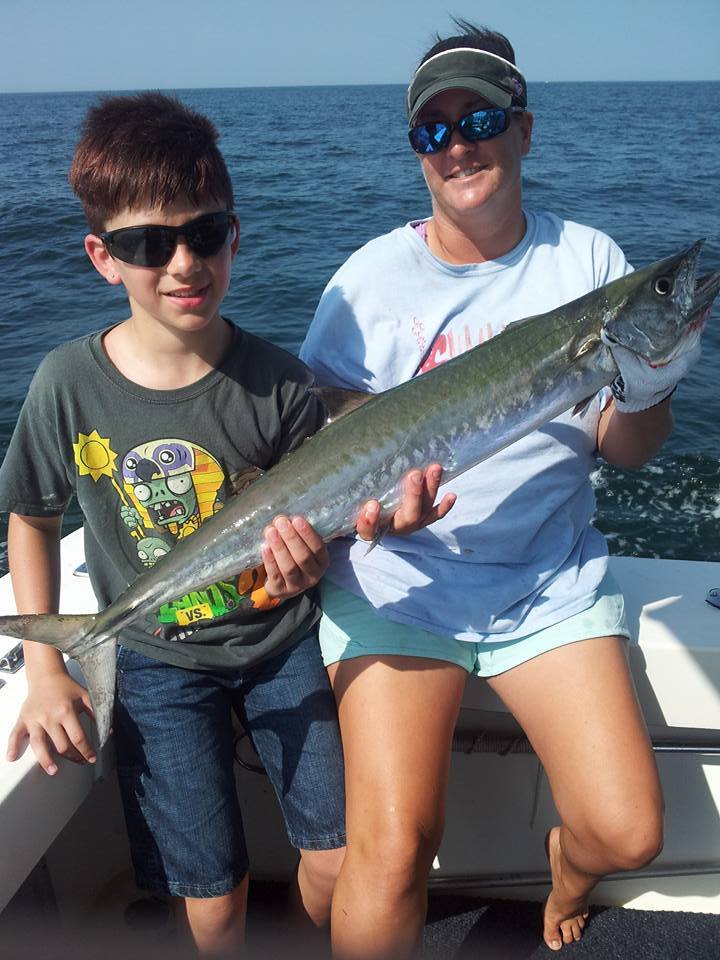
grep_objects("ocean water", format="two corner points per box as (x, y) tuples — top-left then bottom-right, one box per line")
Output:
(0, 81), (719, 572)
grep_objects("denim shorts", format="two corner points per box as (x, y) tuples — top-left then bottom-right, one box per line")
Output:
(114, 632), (346, 899)
(319, 572), (630, 677)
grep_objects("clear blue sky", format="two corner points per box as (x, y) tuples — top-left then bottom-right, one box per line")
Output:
(2, 0), (718, 93)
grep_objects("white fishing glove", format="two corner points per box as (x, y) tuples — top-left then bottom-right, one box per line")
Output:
(601, 330), (702, 414)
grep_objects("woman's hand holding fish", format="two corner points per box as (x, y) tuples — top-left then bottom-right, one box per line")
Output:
(603, 319), (704, 414)
(598, 313), (707, 468)
(356, 463), (456, 541)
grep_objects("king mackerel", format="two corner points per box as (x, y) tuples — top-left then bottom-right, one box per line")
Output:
(0, 241), (716, 747)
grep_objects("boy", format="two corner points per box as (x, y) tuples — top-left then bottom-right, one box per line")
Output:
(0, 92), (448, 957)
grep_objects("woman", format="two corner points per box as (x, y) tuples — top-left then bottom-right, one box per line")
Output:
(301, 21), (701, 958)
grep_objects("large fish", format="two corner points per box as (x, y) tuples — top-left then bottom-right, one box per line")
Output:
(1, 242), (718, 746)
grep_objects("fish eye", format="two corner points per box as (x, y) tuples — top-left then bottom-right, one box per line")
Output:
(653, 276), (674, 297)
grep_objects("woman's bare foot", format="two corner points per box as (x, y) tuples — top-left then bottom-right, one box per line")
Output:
(542, 827), (591, 950)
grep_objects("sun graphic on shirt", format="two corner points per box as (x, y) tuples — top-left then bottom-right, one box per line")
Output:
(73, 430), (118, 482)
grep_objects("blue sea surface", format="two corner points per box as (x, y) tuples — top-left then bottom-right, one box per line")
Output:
(0, 81), (719, 572)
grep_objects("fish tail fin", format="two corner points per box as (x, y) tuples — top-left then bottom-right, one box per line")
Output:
(0, 613), (96, 653)
(0, 612), (115, 747)
(73, 640), (117, 748)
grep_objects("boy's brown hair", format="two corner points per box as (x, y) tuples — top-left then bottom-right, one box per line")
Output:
(69, 92), (234, 233)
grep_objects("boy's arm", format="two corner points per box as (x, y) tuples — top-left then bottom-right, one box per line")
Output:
(5, 513), (96, 775)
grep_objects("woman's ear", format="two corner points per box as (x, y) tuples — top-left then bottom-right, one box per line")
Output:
(84, 234), (124, 284)
(519, 110), (534, 157)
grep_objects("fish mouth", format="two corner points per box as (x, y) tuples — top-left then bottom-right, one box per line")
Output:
(692, 270), (720, 318)
(599, 240), (719, 365)
(650, 262), (720, 366)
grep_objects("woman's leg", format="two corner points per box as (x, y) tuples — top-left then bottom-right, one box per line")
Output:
(328, 655), (467, 960)
(488, 635), (663, 951)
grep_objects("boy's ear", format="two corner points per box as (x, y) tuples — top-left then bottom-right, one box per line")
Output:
(230, 217), (240, 258)
(84, 234), (124, 285)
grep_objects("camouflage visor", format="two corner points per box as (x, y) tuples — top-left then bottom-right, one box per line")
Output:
(406, 48), (527, 124)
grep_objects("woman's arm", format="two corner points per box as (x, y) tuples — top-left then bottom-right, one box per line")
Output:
(597, 398), (673, 470)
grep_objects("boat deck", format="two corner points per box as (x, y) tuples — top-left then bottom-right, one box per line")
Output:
(3, 876), (719, 959)
(248, 882), (720, 959)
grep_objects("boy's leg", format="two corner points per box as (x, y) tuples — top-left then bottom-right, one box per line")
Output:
(176, 877), (249, 958)
(289, 847), (345, 927)
(238, 632), (346, 943)
(114, 647), (251, 957)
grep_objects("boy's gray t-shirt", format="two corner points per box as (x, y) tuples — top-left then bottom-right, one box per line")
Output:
(0, 322), (326, 671)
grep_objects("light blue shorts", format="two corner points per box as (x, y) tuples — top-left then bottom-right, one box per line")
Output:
(318, 572), (630, 678)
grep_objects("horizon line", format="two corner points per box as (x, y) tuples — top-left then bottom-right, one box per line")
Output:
(1, 77), (718, 96)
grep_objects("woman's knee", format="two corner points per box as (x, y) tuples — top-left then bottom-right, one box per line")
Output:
(609, 813), (664, 871)
(349, 816), (444, 892)
(577, 803), (664, 872)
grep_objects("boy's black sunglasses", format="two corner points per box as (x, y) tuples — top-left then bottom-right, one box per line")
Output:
(100, 211), (237, 267)
(408, 106), (524, 155)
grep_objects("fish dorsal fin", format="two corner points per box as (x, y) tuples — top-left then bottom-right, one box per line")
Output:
(312, 386), (374, 424)
(228, 466), (265, 496)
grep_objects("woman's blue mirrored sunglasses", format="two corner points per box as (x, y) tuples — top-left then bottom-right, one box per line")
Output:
(100, 211), (237, 267)
(408, 106), (524, 155)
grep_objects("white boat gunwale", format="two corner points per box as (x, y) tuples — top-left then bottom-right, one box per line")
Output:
(0, 526), (719, 917)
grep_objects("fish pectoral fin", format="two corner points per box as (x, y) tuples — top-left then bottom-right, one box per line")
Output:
(572, 395), (595, 417)
(362, 522), (391, 556)
(312, 386), (374, 424)
(72, 638), (117, 749)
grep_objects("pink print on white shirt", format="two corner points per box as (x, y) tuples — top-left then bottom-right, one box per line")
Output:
(411, 316), (427, 353)
(419, 322), (495, 373)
